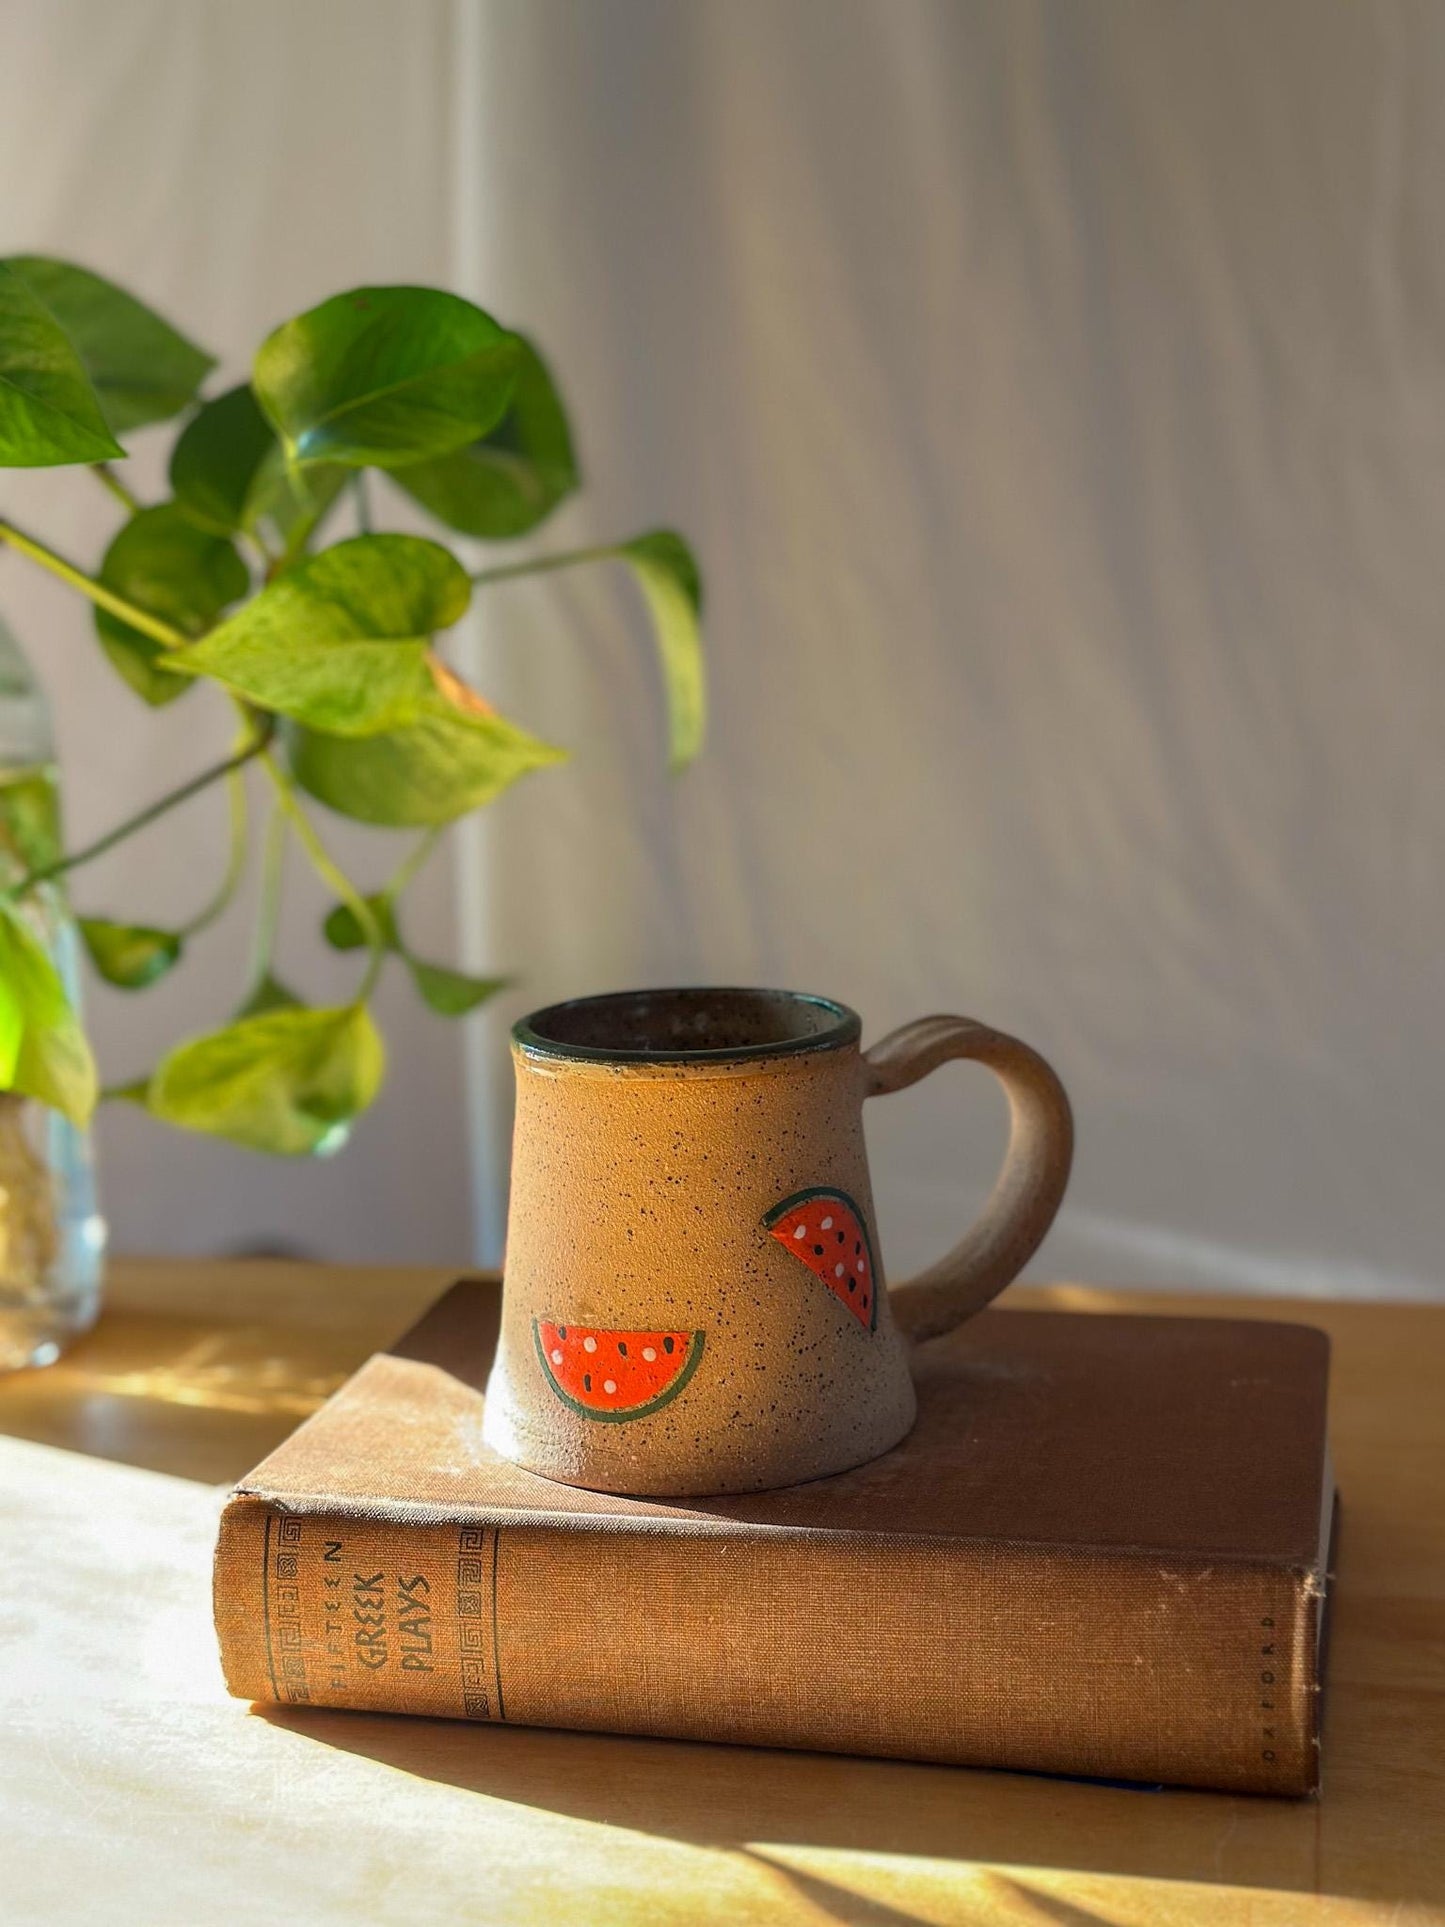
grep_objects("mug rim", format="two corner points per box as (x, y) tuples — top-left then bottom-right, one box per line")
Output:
(513, 986), (862, 1066)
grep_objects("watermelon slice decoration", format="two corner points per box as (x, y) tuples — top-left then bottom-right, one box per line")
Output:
(763, 1186), (880, 1331)
(532, 1318), (705, 1423)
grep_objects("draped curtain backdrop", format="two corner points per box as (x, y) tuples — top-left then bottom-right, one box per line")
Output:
(4, 0), (1443, 1298)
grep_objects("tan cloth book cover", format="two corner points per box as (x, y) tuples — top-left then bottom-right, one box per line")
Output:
(214, 1283), (1335, 1795)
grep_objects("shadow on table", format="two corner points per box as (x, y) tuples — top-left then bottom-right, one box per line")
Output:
(0, 1310), (367, 1484)
(258, 1704), (1327, 1901)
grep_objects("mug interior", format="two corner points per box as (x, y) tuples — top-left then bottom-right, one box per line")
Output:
(514, 987), (861, 1064)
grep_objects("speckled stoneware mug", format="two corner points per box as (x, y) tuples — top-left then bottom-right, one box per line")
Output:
(482, 987), (1073, 1496)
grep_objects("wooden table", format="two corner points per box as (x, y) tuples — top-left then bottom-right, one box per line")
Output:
(3, 1261), (1442, 1926)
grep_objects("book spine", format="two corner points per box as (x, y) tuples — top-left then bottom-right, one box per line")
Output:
(214, 1494), (1319, 1795)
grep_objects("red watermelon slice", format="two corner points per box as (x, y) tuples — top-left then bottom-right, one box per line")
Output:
(763, 1186), (880, 1330)
(533, 1318), (705, 1422)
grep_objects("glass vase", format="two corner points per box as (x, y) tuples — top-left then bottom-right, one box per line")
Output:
(0, 620), (106, 1370)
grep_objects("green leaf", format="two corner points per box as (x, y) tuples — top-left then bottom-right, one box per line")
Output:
(93, 504), (249, 705)
(254, 286), (522, 470)
(168, 533), (470, 733)
(0, 620), (60, 874)
(389, 337), (577, 538)
(619, 530), (706, 769)
(235, 971), (303, 1019)
(321, 894), (398, 953)
(169, 383), (347, 545)
(0, 765), (62, 876)
(319, 892), (506, 1014)
(0, 900), (97, 1124)
(0, 970), (21, 1083)
(79, 917), (182, 990)
(0, 260), (122, 465)
(3, 256), (213, 434)
(287, 660), (563, 826)
(147, 1003), (384, 1156)
(405, 958), (509, 1017)
(169, 383), (277, 535)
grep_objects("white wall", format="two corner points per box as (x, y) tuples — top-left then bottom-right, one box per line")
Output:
(459, 0), (1445, 1300)
(4, 1), (1443, 1300)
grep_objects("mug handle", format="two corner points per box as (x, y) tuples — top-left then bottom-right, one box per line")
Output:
(863, 1016), (1074, 1343)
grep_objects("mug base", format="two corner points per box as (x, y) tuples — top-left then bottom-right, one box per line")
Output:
(481, 1372), (919, 1498)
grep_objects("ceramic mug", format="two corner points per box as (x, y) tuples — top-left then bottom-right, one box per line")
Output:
(482, 987), (1073, 1496)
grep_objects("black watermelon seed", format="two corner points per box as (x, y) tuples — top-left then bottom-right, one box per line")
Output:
(664, 1335), (676, 1354)
(583, 1373), (591, 1392)
(558, 1325), (567, 1339)
(855, 1241), (862, 1255)
(837, 1231), (846, 1243)
(617, 1341), (628, 1357)
(813, 1244), (825, 1256)
(847, 1278), (856, 1293)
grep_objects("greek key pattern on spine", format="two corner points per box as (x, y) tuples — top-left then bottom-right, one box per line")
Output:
(457, 1526), (504, 1721)
(272, 1515), (310, 1704)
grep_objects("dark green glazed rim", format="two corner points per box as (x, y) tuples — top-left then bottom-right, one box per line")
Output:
(513, 986), (862, 1066)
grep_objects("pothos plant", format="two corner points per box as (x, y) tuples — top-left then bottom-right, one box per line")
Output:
(0, 260), (703, 1156)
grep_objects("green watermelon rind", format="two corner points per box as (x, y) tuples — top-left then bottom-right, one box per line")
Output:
(762, 1184), (882, 1333)
(531, 1319), (706, 1424)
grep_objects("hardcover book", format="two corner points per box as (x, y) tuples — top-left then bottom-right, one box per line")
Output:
(214, 1282), (1335, 1795)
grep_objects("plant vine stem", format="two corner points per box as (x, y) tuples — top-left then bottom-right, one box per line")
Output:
(471, 544), (616, 588)
(92, 464), (142, 514)
(247, 799), (288, 989)
(384, 825), (440, 899)
(268, 477), (342, 580)
(258, 750), (386, 994)
(179, 756), (250, 938)
(243, 529), (277, 575)
(268, 510), (320, 581)
(0, 517), (185, 650)
(8, 730), (272, 898)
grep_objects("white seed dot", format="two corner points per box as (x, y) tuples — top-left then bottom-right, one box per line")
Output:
(550, 1348), (563, 1365)
(642, 1346), (657, 1361)
(583, 1335), (598, 1353)
(793, 1225), (807, 1239)
(820, 1216), (833, 1230)
(859, 1257), (867, 1272)
(834, 1263), (845, 1278)
(603, 1379), (617, 1395)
